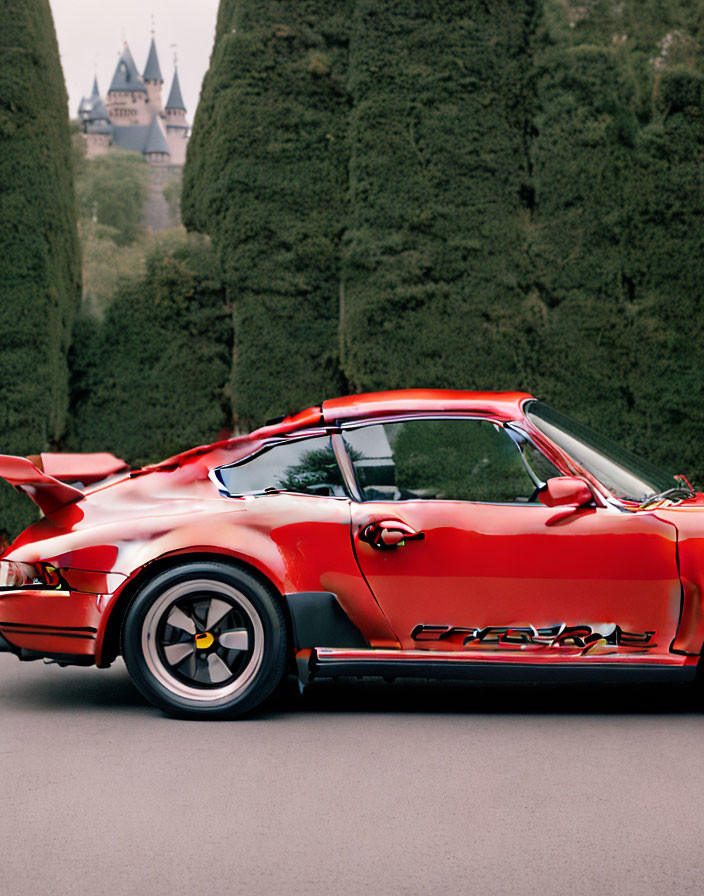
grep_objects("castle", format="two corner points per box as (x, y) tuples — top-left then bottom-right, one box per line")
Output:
(78, 36), (189, 166)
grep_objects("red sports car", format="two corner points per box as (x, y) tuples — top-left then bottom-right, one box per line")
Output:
(0, 390), (701, 718)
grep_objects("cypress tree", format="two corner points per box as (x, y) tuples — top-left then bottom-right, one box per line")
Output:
(528, 37), (640, 440)
(531, 2), (704, 479)
(184, 0), (704, 481)
(341, 0), (538, 392)
(0, 0), (81, 536)
(67, 239), (231, 466)
(617, 70), (704, 478)
(183, 0), (352, 428)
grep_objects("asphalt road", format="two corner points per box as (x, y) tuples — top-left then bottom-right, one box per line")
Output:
(1, 655), (703, 896)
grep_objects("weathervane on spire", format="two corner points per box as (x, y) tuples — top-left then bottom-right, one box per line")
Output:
(171, 43), (178, 67)
(151, 13), (155, 38)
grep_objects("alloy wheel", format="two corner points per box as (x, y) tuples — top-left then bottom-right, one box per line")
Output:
(140, 579), (265, 704)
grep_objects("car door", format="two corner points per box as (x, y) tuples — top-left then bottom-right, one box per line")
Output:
(341, 417), (682, 662)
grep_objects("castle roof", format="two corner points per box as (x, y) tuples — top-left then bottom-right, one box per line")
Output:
(86, 118), (112, 136)
(85, 95), (112, 134)
(111, 124), (150, 152)
(143, 38), (163, 82)
(111, 122), (170, 157)
(87, 96), (110, 123)
(109, 43), (147, 94)
(144, 115), (171, 155)
(78, 76), (101, 118)
(165, 67), (186, 111)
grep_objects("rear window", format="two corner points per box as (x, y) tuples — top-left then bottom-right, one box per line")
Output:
(216, 436), (346, 497)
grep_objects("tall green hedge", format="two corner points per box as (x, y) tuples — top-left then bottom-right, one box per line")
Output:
(342, 1), (537, 392)
(528, 40), (640, 438)
(615, 70), (704, 475)
(185, 0), (704, 480)
(528, 3), (704, 479)
(67, 239), (231, 466)
(0, 0), (81, 536)
(183, 0), (352, 427)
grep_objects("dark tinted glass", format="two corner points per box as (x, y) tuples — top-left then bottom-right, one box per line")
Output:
(342, 419), (538, 502)
(525, 401), (676, 501)
(217, 436), (346, 497)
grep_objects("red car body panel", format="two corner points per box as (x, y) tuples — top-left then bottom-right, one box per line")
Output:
(351, 501), (681, 658)
(0, 389), (703, 682)
(30, 452), (128, 484)
(653, 507), (704, 655)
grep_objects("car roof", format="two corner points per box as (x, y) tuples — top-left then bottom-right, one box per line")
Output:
(320, 389), (534, 426)
(251, 389), (534, 439)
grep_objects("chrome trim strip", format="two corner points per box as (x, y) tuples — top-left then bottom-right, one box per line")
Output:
(313, 647), (679, 664)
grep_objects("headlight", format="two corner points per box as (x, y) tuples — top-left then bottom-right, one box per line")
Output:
(0, 561), (63, 590)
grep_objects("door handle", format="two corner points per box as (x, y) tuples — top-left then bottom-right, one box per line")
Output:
(358, 520), (425, 550)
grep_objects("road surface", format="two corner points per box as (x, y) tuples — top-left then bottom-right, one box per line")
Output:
(1, 655), (702, 895)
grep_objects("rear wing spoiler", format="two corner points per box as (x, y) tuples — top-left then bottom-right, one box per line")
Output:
(0, 452), (128, 516)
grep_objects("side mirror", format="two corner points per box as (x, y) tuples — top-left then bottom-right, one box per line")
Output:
(538, 476), (594, 508)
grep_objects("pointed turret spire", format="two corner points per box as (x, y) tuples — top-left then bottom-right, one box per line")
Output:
(144, 115), (171, 157)
(109, 42), (147, 93)
(91, 75), (100, 98)
(143, 37), (163, 82)
(85, 96), (112, 135)
(165, 67), (186, 111)
(88, 96), (110, 123)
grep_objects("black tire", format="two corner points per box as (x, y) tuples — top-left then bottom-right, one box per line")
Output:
(122, 561), (288, 719)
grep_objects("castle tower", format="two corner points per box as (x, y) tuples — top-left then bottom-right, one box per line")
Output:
(106, 43), (150, 125)
(143, 36), (163, 115)
(83, 95), (112, 158)
(144, 114), (171, 165)
(78, 75), (100, 122)
(78, 37), (190, 168)
(164, 67), (190, 165)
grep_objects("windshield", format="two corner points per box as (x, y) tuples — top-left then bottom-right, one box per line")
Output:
(524, 401), (678, 502)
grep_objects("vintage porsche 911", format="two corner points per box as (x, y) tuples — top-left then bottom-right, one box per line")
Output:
(0, 389), (701, 718)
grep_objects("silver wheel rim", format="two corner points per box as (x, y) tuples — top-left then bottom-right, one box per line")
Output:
(141, 579), (265, 705)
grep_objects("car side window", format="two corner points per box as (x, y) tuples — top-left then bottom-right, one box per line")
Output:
(342, 419), (547, 503)
(216, 436), (346, 497)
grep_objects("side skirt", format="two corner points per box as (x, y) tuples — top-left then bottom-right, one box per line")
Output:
(305, 648), (697, 685)
(0, 632), (94, 666)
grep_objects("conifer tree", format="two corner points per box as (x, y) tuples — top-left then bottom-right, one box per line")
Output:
(0, 0), (81, 534)
(341, 0), (537, 393)
(183, 0), (351, 427)
(67, 240), (230, 465)
(185, 0), (704, 479)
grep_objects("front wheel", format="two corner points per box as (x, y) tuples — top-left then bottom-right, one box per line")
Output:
(122, 562), (288, 719)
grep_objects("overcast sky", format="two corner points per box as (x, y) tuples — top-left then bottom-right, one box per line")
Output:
(50, 0), (220, 120)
